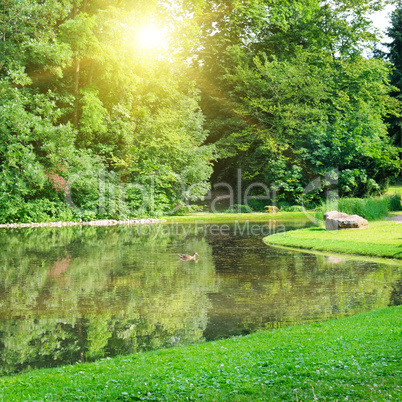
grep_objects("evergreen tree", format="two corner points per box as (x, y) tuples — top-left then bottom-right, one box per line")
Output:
(385, 1), (402, 148)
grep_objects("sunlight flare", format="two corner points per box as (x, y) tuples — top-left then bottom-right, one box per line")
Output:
(136, 25), (166, 49)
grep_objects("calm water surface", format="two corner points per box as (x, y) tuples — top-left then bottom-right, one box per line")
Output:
(0, 218), (400, 375)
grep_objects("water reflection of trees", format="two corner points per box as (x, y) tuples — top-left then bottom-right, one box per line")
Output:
(204, 233), (402, 340)
(0, 223), (400, 376)
(0, 225), (218, 375)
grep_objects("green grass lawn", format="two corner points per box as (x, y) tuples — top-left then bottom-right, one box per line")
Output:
(0, 307), (400, 401)
(264, 220), (402, 260)
(163, 211), (308, 223)
(386, 185), (402, 196)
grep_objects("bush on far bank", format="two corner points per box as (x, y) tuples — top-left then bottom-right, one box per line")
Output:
(315, 194), (401, 221)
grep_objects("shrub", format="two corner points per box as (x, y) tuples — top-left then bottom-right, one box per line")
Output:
(277, 201), (291, 211)
(21, 199), (75, 223)
(227, 204), (252, 213)
(387, 194), (402, 211)
(247, 198), (266, 211)
(0, 198), (75, 224)
(171, 203), (203, 216)
(316, 196), (390, 221)
(284, 205), (304, 212)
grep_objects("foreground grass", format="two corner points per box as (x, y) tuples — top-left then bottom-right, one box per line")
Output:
(0, 307), (400, 401)
(264, 220), (402, 259)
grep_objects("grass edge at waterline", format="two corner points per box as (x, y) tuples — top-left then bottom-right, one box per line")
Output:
(262, 242), (402, 266)
(0, 307), (400, 401)
(264, 220), (402, 259)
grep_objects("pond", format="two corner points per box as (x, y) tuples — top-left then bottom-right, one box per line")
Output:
(0, 218), (401, 376)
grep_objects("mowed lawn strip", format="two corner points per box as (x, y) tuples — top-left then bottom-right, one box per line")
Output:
(163, 211), (307, 223)
(0, 307), (401, 401)
(264, 221), (402, 259)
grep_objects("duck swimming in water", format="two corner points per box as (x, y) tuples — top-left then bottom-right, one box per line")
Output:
(179, 252), (199, 261)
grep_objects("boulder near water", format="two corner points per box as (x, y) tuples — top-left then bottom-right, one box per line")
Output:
(324, 211), (369, 230)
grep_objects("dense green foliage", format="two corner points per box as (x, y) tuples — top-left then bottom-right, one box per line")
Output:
(0, 0), (401, 222)
(384, 1), (402, 148)
(0, 306), (400, 400)
(0, 0), (214, 222)
(195, 0), (401, 204)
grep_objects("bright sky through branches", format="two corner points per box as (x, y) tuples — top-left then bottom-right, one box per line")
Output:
(136, 25), (166, 49)
(370, 4), (395, 38)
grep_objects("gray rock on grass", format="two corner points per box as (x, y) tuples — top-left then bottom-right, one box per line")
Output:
(324, 211), (369, 230)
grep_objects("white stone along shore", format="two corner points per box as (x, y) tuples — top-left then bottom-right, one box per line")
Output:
(0, 218), (167, 229)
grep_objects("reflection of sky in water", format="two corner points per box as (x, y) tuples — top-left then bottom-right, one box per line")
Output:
(0, 220), (400, 375)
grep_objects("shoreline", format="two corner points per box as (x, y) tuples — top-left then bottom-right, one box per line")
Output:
(264, 219), (402, 260)
(0, 212), (310, 229)
(263, 241), (402, 266)
(0, 218), (167, 229)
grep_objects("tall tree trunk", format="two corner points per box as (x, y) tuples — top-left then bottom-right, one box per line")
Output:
(72, 0), (77, 18)
(88, 62), (94, 86)
(72, 0), (86, 128)
(73, 58), (80, 127)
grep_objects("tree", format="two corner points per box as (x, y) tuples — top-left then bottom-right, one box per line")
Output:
(0, 0), (77, 222)
(192, 0), (401, 202)
(384, 1), (402, 149)
(0, 0), (215, 222)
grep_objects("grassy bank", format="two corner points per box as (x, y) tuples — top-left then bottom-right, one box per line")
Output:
(0, 307), (400, 401)
(163, 211), (308, 223)
(264, 220), (402, 259)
